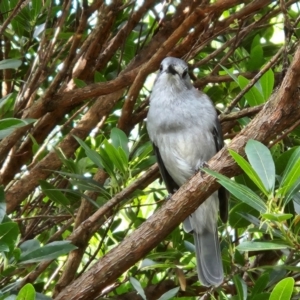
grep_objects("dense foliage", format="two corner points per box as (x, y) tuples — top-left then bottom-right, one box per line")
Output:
(0, 0), (300, 299)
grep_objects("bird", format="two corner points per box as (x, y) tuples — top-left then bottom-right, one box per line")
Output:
(146, 57), (228, 286)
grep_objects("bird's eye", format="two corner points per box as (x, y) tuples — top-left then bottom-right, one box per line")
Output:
(182, 69), (188, 78)
(159, 64), (163, 72)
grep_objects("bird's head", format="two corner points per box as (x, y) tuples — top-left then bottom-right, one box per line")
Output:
(154, 57), (193, 91)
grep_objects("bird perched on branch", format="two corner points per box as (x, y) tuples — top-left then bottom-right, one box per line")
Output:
(146, 57), (228, 286)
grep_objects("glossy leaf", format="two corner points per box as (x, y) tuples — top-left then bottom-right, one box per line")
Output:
(39, 180), (73, 215)
(251, 272), (269, 297)
(158, 287), (180, 300)
(229, 202), (259, 228)
(269, 277), (294, 300)
(110, 127), (129, 158)
(238, 75), (265, 106)
(233, 275), (247, 300)
(229, 149), (269, 196)
(0, 118), (36, 140)
(278, 147), (300, 197)
(129, 277), (147, 300)
(204, 169), (267, 212)
(19, 239), (41, 257)
(31, 0), (42, 19)
(260, 69), (274, 100)
(0, 222), (19, 251)
(245, 140), (275, 194)
(19, 241), (77, 264)
(262, 213), (293, 222)
(284, 177), (300, 205)
(16, 283), (36, 300)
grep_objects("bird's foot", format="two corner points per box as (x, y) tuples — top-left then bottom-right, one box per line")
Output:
(195, 161), (209, 177)
(165, 189), (177, 200)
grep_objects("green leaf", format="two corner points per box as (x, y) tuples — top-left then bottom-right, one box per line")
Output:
(35, 293), (52, 300)
(31, 0), (42, 19)
(74, 136), (105, 169)
(260, 69), (274, 101)
(278, 147), (300, 198)
(103, 140), (127, 175)
(129, 277), (147, 300)
(275, 147), (298, 176)
(204, 168), (267, 212)
(0, 222), (19, 251)
(251, 293), (271, 300)
(247, 44), (264, 71)
(262, 213), (293, 222)
(19, 241), (77, 264)
(140, 258), (157, 269)
(233, 275), (247, 300)
(251, 272), (269, 297)
(229, 149), (269, 196)
(94, 71), (105, 82)
(238, 75), (265, 106)
(220, 65), (239, 84)
(284, 177), (300, 205)
(110, 128), (129, 158)
(77, 137), (114, 174)
(0, 118), (36, 140)
(0, 59), (22, 70)
(19, 239), (41, 257)
(16, 283), (36, 300)
(39, 180), (73, 215)
(29, 134), (42, 157)
(238, 213), (284, 239)
(269, 277), (294, 300)
(237, 241), (289, 252)
(73, 78), (86, 88)
(229, 202), (259, 228)
(0, 93), (15, 111)
(98, 145), (116, 180)
(245, 140), (275, 194)
(157, 287), (180, 300)
(40, 180), (70, 206)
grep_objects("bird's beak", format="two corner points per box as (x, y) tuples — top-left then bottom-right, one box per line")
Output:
(166, 65), (177, 76)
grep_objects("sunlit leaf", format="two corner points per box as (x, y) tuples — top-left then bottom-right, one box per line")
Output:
(269, 277), (294, 300)
(16, 283), (36, 300)
(245, 140), (275, 194)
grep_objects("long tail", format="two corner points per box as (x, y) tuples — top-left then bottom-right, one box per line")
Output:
(194, 227), (223, 286)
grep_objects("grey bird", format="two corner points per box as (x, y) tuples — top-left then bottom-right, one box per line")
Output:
(146, 57), (228, 286)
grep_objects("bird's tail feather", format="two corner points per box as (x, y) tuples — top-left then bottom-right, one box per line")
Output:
(194, 228), (223, 286)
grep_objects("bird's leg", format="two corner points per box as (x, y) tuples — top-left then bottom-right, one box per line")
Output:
(166, 188), (178, 200)
(195, 161), (209, 177)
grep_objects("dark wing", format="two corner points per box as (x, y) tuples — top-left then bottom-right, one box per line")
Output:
(212, 117), (229, 223)
(153, 143), (179, 194)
